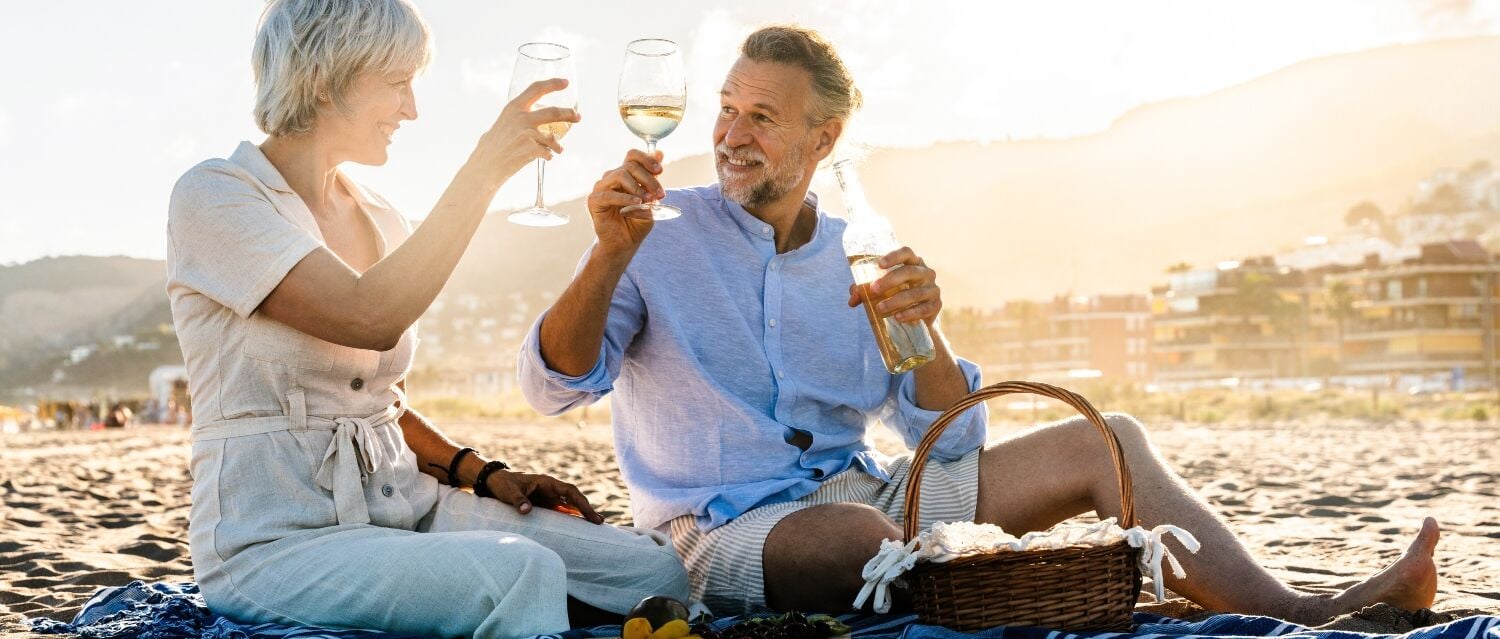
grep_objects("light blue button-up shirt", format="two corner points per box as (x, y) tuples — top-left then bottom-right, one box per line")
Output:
(519, 184), (987, 533)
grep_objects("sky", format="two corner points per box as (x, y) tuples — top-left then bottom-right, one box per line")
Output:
(1, 0), (1498, 265)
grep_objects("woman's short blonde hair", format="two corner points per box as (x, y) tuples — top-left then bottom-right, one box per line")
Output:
(252, 0), (433, 136)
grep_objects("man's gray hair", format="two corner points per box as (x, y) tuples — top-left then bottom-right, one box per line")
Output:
(740, 25), (863, 126)
(252, 0), (432, 136)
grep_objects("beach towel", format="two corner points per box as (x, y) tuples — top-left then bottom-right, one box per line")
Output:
(26, 581), (1500, 639)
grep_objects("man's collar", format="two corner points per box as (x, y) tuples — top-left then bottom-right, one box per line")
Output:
(717, 185), (826, 253)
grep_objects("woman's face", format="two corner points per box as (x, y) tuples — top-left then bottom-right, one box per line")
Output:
(319, 69), (418, 166)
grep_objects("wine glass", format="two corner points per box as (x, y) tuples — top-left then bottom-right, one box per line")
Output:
(507, 42), (577, 227)
(618, 38), (686, 221)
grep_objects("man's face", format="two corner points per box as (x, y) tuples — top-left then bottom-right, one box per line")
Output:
(714, 57), (819, 209)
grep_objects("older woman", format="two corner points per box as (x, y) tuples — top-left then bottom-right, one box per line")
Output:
(166, 2), (688, 637)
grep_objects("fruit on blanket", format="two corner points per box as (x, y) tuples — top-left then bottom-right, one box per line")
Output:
(626, 596), (691, 629)
(624, 617), (654, 639)
(716, 612), (851, 639)
(651, 619), (692, 639)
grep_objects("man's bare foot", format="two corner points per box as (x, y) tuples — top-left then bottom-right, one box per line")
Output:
(1308, 518), (1440, 624)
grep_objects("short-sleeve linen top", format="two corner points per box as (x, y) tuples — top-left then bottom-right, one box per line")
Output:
(167, 142), (433, 552)
(167, 141), (419, 426)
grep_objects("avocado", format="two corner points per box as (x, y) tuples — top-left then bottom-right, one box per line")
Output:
(625, 595), (690, 628)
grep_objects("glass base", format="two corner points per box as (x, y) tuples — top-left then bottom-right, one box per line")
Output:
(508, 207), (569, 227)
(623, 202), (681, 221)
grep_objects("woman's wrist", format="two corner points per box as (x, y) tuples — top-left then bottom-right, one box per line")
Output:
(455, 451), (490, 488)
(472, 460), (512, 499)
(468, 133), (525, 191)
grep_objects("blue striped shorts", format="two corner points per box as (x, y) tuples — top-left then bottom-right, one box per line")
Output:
(666, 449), (982, 615)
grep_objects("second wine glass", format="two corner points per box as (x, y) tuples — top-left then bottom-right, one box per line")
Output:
(508, 42), (577, 227)
(618, 38), (686, 221)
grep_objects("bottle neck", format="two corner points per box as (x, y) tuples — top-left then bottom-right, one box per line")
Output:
(834, 161), (878, 221)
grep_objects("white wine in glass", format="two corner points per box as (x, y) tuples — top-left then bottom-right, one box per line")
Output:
(618, 38), (686, 221)
(508, 42), (577, 227)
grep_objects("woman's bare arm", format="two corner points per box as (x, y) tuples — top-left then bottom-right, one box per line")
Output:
(257, 80), (577, 350)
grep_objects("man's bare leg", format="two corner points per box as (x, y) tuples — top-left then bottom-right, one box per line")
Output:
(974, 413), (1440, 625)
(763, 502), (903, 612)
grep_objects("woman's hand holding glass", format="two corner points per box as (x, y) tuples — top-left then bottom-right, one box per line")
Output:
(475, 78), (580, 188)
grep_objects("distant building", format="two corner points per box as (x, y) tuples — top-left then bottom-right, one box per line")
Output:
(1150, 257), (1337, 383)
(1328, 240), (1499, 380)
(947, 294), (1152, 384)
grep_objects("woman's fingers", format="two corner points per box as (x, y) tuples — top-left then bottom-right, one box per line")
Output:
(524, 130), (558, 158)
(509, 78), (570, 113)
(488, 473), (534, 514)
(523, 105), (580, 127)
(560, 483), (604, 524)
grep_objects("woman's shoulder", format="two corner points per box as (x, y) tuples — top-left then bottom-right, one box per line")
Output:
(169, 157), (270, 210)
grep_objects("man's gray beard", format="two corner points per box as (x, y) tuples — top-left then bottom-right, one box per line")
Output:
(719, 139), (808, 209)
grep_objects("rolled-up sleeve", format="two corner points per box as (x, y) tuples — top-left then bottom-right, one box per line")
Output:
(166, 161), (321, 318)
(879, 356), (988, 461)
(517, 247), (647, 415)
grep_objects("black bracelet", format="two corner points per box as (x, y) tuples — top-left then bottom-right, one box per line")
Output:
(446, 447), (477, 487)
(472, 460), (511, 499)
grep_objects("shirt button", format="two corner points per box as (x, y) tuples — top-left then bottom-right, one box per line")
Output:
(769, 319), (778, 327)
(762, 226), (772, 235)
(381, 484), (394, 497)
(350, 378), (364, 391)
(777, 371), (785, 379)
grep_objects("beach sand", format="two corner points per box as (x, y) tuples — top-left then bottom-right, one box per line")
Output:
(2, 417), (1497, 636)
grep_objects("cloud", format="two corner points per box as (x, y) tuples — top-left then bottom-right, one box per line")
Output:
(1414, 0), (1494, 35)
(460, 29), (593, 98)
(460, 56), (510, 95)
(165, 135), (197, 163)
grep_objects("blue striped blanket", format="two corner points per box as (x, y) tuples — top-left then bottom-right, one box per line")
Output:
(26, 581), (1500, 639)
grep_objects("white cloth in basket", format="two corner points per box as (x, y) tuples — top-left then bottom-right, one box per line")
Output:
(854, 518), (1201, 613)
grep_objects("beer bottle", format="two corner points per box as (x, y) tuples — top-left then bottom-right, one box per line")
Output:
(835, 160), (935, 373)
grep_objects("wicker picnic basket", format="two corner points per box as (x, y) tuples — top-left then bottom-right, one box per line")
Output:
(902, 380), (1143, 632)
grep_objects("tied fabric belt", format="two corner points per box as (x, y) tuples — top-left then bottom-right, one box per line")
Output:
(192, 387), (407, 526)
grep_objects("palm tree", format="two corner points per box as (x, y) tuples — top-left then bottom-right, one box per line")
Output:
(1005, 300), (1045, 378)
(1229, 272), (1278, 376)
(1326, 280), (1356, 376)
(1269, 294), (1306, 377)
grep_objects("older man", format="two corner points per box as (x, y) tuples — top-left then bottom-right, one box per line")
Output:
(520, 25), (1439, 621)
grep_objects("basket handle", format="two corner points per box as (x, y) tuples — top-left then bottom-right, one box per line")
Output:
(902, 380), (1136, 542)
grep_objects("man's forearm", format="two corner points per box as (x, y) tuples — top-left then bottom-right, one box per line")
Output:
(538, 248), (635, 376)
(911, 324), (971, 412)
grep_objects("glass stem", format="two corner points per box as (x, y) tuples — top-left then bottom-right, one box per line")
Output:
(533, 158), (546, 209)
(644, 140), (657, 205)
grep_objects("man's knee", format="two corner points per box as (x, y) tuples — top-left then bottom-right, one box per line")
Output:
(1102, 411), (1149, 445)
(766, 503), (900, 567)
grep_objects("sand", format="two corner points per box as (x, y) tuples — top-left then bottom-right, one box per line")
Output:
(2, 417), (1496, 636)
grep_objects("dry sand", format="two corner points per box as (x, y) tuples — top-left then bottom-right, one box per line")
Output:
(1, 417), (1496, 636)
